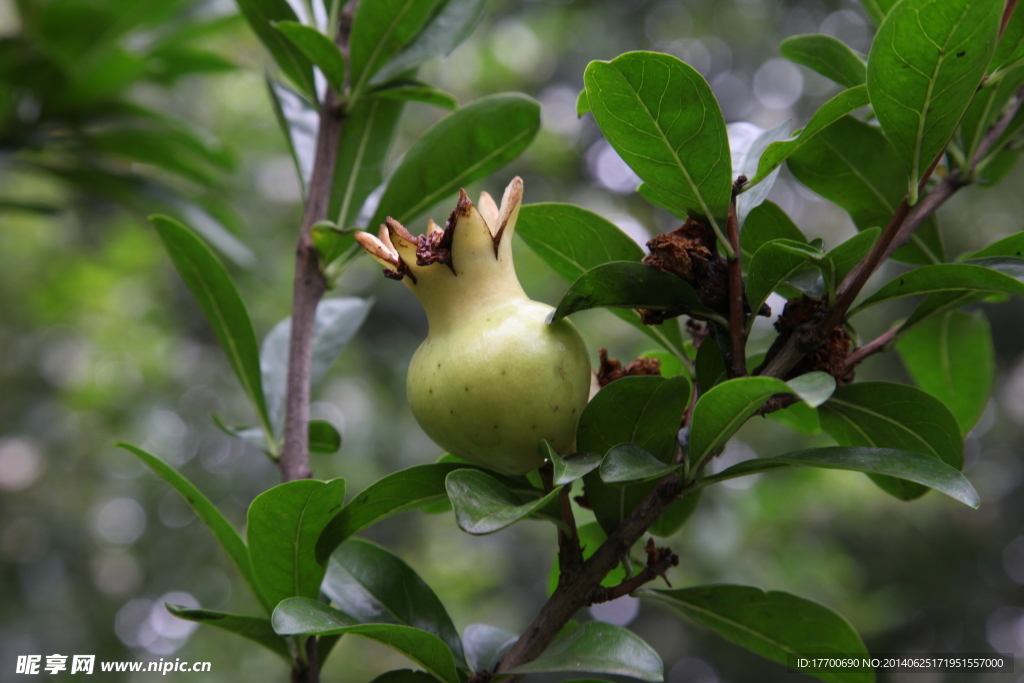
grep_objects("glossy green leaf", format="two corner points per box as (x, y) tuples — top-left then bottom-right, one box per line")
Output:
(370, 93), (540, 229)
(584, 51), (732, 229)
(959, 65), (1024, 166)
(349, 0), (443, 98)
(576, 88), (591, 116)
(273, 21), (346, 92)
(853, 257), (1024, 312)
(786, 372), (836, 408)
(740, 201), (807, 262)
(370, 0), (490, 85)
(309, 420), (342, 454)
(331, 96), (406, 230)
(965, 231), (1024, 260)
(645, 586), (871, 683)
(545, 442), (602, 485)
(151, 215), (271, 437)
(316, 463), (532, 562)
(599, 443), (679, 484)
(445, 469), (564, 535)
(234, 0), (315, 97)
(749, 86), (869, 186)
(825, 228), (880, 287)
(745, 239), (825, 324)
(517, 203), (684, 355)
(463, 624), (518, 672)
(248, 478), (346, 608)
(780, 34), (866, 89)
(87, 127), (231, 185)
(819, 382), (964, 500)
(579, 376), (692, 536)
(695, 340), (728, 394)
(897, 310), (994, 435)
(699, 446), (978, 508)
(272, 598), (459, 683)
(369, 671), (439, 683)
(322, 539), (465, 663)
(116, 443), (268, 614)
(261, 297), (373, 435)
(165, 606), (290, 661)
(786, 115), (944, 264)
(735, 121), (791, 226)
(211, 414), (269, 453)
(507, 621), (663, 682)
(369, 79), (458, 109)
(311, 223), (357, 268)
(552, 261), (718, 324)
(868, 0), (1001, 199)
(689, 377), (797, 467)
(266, 76), (317, 192)
(766, 401), (821, 435)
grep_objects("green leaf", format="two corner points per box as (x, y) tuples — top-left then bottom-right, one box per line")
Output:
(309, 420), (342, 454)
(544, 442), (602, 485)
(599, 443), (679, 484)
(546, 521), (628, 594)
(689, 377), (797, 467)
(645, 586), (871, 683)
(786, 372), (837, 409)
(786, 115), (944, 264)
(349, 0), (443, 98)
(273, 21), (346, 93)
(766, 401), (821, 435)
(311, 223), (357, 269)
(964, 231), (1024, 259)
(861, 0), (900, 26)
(323, 539), (465, 664)
(552, 261), (718, 324)
(261, 297), (373, 434)
(780, 34), (866, 89)
(745, 239), (825, 324)
(517, 203), (684, 356)
(695, 340), (728, 394)
(248, 479), (347, 608)
(233, 0), (315, 97)
(165, 606), (290, 661)
(740, 201), (807, 262)
(369, 671), (440, 683)
(506, 621), (663, 682)
(151, 216), (271, 438)
(272, 598), (460, 683)
(749, 86), (869, 186)
(959, 65), (1024, 166)
(463, 624), (517, 672)
(370, 0), (490, 85)
(445, 469), (564, 535)
(867, 0), (1002, 200)
(819, 382), (964, 500)
(576, 88), (591, 116)
(369, 93), (539, 229)
(266, 76), (317, 193)
(211, 414), (269, 453)
(584, 51), (732, 230)
(700, 446), (979, 508)
(897, 310), (994, 435)
(737, 122), (792, 227)
(116, 443), (268, 614)
(853, 257), (1024, 312)
(825, 228), (880, 287)
(369, 79), (458, 110)
(331, 96), (407, 230)
(579, 376), (692, 536)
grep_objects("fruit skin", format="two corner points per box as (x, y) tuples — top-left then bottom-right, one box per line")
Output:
(354, 177), (592, 475)
(408, 299), (590, 475)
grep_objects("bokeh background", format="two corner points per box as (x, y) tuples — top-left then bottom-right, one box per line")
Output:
(2, 0), (1024, 681)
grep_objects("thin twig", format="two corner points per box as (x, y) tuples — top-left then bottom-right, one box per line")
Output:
(726, 182), (746, 378)
(589, 540), (678, 604)
(844, 326), (899, 368)
(540, 465), (584, 580)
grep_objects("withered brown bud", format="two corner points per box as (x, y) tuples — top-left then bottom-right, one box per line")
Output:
(763, 296), (855, 385)
(596, 348), (662, 387)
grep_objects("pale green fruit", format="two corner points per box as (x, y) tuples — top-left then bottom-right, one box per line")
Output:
(355, 177), (591, 475)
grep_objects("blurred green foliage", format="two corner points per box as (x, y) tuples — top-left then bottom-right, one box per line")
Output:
(3, 0), (1024, 681)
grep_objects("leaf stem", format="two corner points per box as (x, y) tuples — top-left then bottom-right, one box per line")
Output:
(726, 184), (746, 378)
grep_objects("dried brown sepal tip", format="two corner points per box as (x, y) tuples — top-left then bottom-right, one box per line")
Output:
(763, 295), (855, 385)
(638, 217), (769, 324)
(415, 215), (455, 273)
(596, 348), (662, 387)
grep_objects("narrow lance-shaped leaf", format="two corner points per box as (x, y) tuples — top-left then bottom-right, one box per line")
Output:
(248, 478), (347, 608)
(867, 0), (1002, 202)
(445, 469), (564, 535)
(517, 203), (686, 356)
(368, 79), (458, 110)
(116, 443), (269, 614)
(507, 621), (663, 682)
(584, 51), (732, 234)
(273, 21), (346, 93)
(349, 0), (443, 98)
(266, 76), (317, 194)
(166, 606), (291, 661)
(272, 598), (460, 683)
(698, 446), (979, 508)
(780, 34), (866, 89)
(644, 586), (871, 683)
(151, 215), (272, 438)
(323, 539), (466, 664)
(233, 0), (315, 97)
(369, 93), (540, 229)
(740, 200), (807, 261)
(853, 257), (1024, 312)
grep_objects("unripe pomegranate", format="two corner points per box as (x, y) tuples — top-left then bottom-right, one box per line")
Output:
(355, 178), (591, 475)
